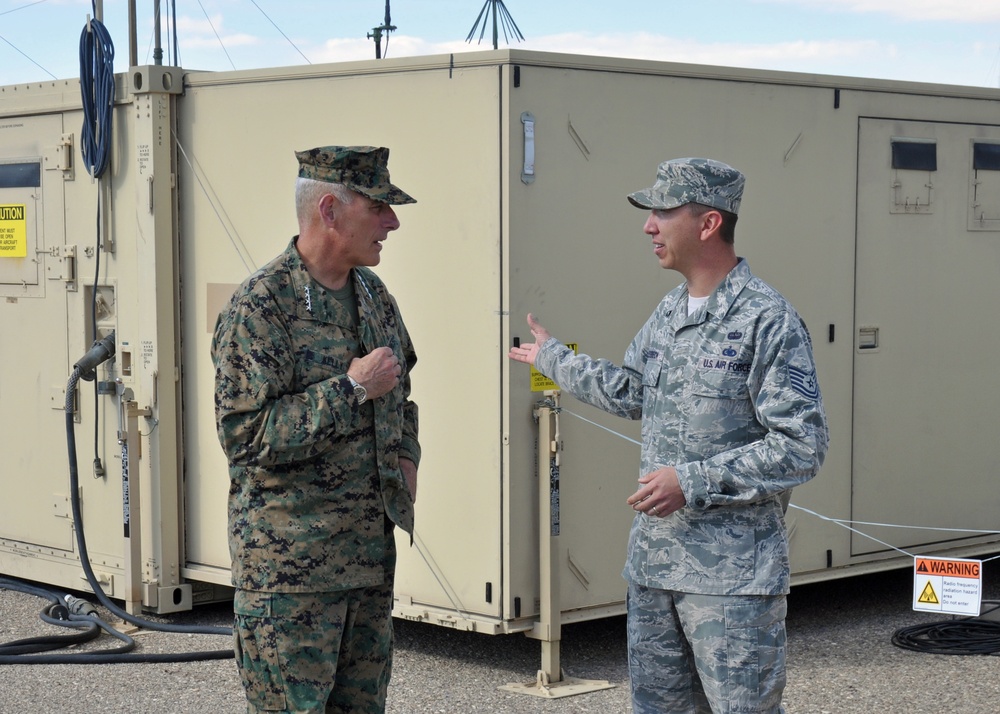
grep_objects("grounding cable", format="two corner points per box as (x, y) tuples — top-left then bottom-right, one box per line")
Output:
(173, 133), (256, 274)
(558, 405), (1000, 554)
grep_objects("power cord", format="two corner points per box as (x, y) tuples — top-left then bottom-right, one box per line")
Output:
(0, 576), (236, 664)
(0, 349), (234, 665)
(891, 601), (1000, 656)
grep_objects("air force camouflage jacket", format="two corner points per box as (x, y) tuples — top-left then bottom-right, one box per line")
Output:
(212, 238), (419, 593)
(534, 259), (828, 595)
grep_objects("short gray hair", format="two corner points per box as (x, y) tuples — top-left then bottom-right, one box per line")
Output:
(295, 177), (356, 221)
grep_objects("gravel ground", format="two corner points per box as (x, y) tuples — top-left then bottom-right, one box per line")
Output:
(1, 563), (999, 713)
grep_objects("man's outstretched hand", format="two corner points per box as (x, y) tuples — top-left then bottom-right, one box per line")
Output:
(508, 313), (552, 365)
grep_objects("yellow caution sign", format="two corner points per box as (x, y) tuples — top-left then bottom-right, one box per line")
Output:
(0, 204), (28, 258)
(530, 343), (577, 392)
(917, 581), (939, 605)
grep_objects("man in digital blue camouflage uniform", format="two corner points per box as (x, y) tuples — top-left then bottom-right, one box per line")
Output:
(509, 158), (828, 713)
(212, 146), (420, 713)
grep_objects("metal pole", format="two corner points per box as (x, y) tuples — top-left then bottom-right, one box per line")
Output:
(503, 392), (615, 699)
(153, 0), (163, 65)
(532, 393), (562, 683)
(128, 0), (138, 67)
(491, 0), (499, 49)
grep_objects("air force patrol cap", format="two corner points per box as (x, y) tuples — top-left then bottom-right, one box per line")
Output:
(295, 145), (416, 205)
(627, 157), (744, 215)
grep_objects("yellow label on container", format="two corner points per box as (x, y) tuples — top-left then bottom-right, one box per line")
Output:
(0, 204), (27, 258)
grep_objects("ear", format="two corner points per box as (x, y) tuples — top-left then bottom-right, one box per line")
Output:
(318, 193), (339, 226)
(698, 209), (724, 241)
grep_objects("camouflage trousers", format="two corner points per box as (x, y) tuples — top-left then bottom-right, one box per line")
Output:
(233, 579), (395, 714)
(627, 582), (787, 714)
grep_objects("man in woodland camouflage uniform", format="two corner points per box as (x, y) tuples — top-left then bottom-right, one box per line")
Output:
(509, 158), (828, 713)
(212, 146), (420, 713)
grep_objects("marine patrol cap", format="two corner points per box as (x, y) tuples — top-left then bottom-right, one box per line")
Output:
(627, 157), (744, 215)
(295, 145), (416, 205)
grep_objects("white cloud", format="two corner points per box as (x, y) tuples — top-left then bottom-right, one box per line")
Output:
(181, 32), (261, 50)
(171, 14), (261, 50)
(309, 31), (884, 68)
(206, 28), (990, 88)
(761, 0), (1000, 22)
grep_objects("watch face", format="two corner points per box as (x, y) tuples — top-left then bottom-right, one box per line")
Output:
(348, 375), (367, 402)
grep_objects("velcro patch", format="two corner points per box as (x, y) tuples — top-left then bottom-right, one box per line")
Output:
(789, 366), (819, 399)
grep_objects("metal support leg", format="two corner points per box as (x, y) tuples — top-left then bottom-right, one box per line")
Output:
(502, 392), (615, 699)
(120, 397), (149, 616)
(535, 392), (561, 681)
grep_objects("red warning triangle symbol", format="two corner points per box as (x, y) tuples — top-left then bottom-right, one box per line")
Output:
(917, 561), (929, 574)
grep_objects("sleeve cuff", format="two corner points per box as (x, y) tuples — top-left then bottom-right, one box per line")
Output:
(674, 462), (711, 510)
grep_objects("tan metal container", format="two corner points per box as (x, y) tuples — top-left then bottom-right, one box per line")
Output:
(2, 51), (999, 637)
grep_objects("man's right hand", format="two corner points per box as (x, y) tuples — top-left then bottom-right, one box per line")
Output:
(508, 313), (552, 366)
(348, 346), (401, 400)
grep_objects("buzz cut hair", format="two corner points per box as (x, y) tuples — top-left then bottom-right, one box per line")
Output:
(687, 202), (738, 244)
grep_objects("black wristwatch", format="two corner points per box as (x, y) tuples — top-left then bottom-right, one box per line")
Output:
(347, 375), (368, 404)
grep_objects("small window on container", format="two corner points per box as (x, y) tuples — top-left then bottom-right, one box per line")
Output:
(969, 142), (1000, 231)
(891, 140), (937, 171)
(0, 162), (41, 189)
(973, 142), (1000, 171)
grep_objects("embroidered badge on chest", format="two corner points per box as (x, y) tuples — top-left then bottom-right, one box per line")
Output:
(701, 356), (752, 373)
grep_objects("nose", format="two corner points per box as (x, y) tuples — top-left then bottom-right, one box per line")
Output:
(643, 213), (657, 235)
(383, 206), (400, 231)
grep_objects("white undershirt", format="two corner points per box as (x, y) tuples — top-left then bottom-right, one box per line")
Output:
(687, 294), (710, 315)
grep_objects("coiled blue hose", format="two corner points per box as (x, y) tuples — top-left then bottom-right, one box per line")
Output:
(79, 8), (115, 179)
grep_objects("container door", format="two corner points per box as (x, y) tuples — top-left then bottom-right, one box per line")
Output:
(853, 118), (1000, 555)
(0, 115), (73, 553)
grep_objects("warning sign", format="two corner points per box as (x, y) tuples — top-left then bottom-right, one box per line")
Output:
(530, 343), (577, 392)
(0, 204), (28, 258)
(912, 556), (982, 616)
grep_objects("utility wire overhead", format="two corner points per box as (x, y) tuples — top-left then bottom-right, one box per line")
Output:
(0, 32), (56, 79)
(196, 0), (236, 70)
(250, 0), (312, 64)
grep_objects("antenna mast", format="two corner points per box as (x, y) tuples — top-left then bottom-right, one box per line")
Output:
(368, 0), (396, 59)
(466, 0), (524, 50)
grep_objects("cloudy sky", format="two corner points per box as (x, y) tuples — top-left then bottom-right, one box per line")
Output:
(2, 0), (1000, 88)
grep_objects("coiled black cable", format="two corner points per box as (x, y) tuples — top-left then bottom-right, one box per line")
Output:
(0, 579), (102, 657)
(892, 603), (1000, 656)
(63, 368), (233, 641)
(0, 370), (233, 665)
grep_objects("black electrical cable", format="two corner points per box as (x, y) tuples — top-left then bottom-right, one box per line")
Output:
(64, 368), (234, 640)
(0, 367), (236, 665)
(90, 204), (103, 476)
(80, 1), (114, 474)
(0, 579), (101, 656)
(0, 575), (141, 663)
(0, 364), (234, 665)
(0, 370), (233, 665)
(892, 605), (1000, 656)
